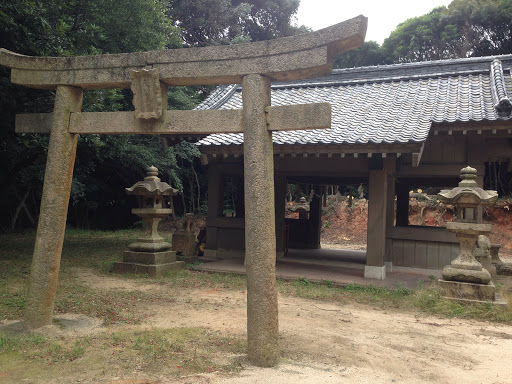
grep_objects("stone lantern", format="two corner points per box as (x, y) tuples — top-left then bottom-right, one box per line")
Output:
(437, 166), (498, 301)
(114, 166), (184, 276)
(290, 197), (310, 220)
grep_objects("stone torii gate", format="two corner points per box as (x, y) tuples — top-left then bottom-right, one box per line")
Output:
(0, 15), (366, 366)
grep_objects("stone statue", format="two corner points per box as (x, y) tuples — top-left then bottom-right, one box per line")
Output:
(474, 235), (492, 275)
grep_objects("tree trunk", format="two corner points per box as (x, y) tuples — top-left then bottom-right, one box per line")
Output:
(169, 195), (176, 220)
(11, 190), (30, 231)
(192, 166), (201, 211)
(188, 176), (195, 212)
(181, 191), (187, 215)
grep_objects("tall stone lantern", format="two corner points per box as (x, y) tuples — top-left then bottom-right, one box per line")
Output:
(437, 166), (498, 301)
(114, 166), (184, 276)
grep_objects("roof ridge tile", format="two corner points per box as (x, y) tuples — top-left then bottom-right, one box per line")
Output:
(490, 59), (512, 117)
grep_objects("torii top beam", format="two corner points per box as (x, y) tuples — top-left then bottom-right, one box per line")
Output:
(0, 15), (367, 90)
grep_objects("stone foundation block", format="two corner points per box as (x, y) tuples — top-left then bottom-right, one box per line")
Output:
(113, 261), (184, 277)
(497, 264), (512, 276)
(364, 265), (386, 280)
(122, 250), (176, 265)
(438, 279), (495, 302)
(172, 231), (197, 261)
(114, 250), (183, 277)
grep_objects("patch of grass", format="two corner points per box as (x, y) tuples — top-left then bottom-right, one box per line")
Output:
(295, 277), (312, 286)
(107, 328), (245, 375)
(277, 279), (412, 306)
(0, 333), (46, 351)
(55, 285), (150, 325)
(0, 328), (244, 382)
(277, 278), (512, 324)
(410, 285), (512, 323)
(158, 269), (247, 291)
(0, 229), (153, 323)
(0, 293), (26, 319)
(0, 332), (90, 363)
(1, 230), (511, 327)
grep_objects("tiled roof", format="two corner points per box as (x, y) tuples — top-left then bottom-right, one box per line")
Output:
(196, 55), (512, 148)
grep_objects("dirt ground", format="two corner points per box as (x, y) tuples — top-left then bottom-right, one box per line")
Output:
(6, 268), (510, 384)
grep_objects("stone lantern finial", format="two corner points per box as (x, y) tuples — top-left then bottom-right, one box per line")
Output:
(459, 166), (478, 187)
(145, 165), (159, 180)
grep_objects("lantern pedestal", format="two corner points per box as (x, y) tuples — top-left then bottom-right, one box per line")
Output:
(115, 207), (184, 277)
(441, 223), (492, 284)
(114, 250), (183, 277)
(437, 279), (496, 303)
(128, 209), (172, 252)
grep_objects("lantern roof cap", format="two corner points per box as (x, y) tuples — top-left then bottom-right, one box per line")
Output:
(125, 166), (178, 196)
(438, 166), (498, 206)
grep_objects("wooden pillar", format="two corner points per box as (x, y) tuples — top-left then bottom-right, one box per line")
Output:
(309, 186), (322, 249)
(205, 163), (224, 257)
(474, 165), (484, 221)
(274, 173), (287, 258)
(24, 85), (83, 329)
(242, 74), (279, 367)
(396, 180), (409, 227)
(385, 170), (396, 264)
(234, 175), (245, 218)
(365, 164), (390, 279)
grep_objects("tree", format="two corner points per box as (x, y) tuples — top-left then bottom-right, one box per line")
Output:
(381, 0), (512, 63)
(334, 0), (512, 68)
(382, 6), (460, 62)
(232, 0), (302, 42)
(0, 0), (307, 230)
(447, 0), (512, 56)
(0, 0), (184, 230)
(334, 41), (389, 69)
(168, 0), (301, 46)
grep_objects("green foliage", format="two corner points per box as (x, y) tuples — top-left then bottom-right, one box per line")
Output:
(295, 277), (312, 285)
(168, 0), (302, 46)
(382, 0), (512, 63)
(382, 6), (455, 62)
(0, 0), (187, 230)
(70, 134), (181, 228)
(0, 0), (180, 56)
(0, 0), (304, 230)
(335, 0), (512, 68)
(334, 41), (389, 68)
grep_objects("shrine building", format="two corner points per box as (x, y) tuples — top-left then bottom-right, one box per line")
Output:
(194, 54), (512, 279)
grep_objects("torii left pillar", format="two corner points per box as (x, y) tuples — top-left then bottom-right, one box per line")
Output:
(24, 86), (83, 328)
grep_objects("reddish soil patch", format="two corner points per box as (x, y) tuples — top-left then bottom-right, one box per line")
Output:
(320, 197), (512, 260)
(321, 199), (368, 246)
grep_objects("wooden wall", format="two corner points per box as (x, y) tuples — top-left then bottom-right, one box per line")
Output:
(387, 226), (459, 269)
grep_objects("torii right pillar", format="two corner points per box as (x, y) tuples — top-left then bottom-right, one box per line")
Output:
(242, 74), (279, 366)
